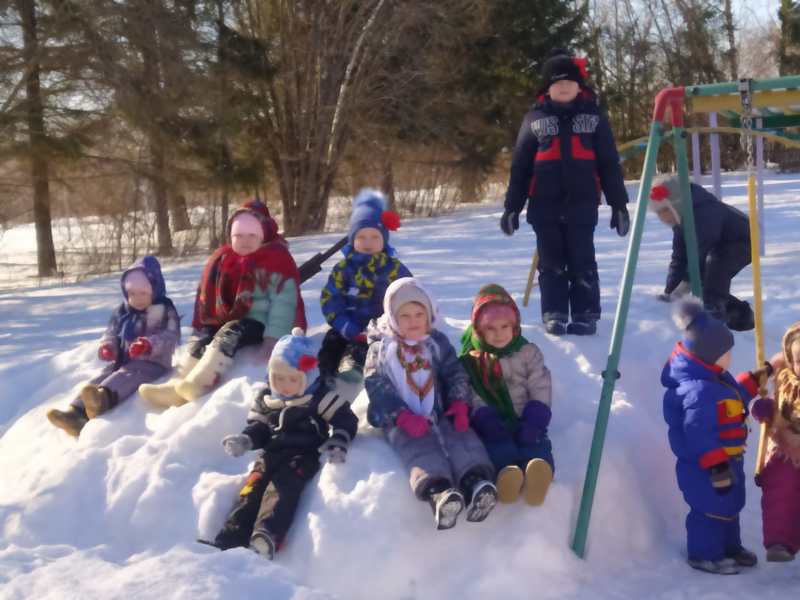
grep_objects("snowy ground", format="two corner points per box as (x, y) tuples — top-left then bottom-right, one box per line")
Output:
(2, 172), (800, 599)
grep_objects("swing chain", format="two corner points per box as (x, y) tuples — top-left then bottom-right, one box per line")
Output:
(738, 78), (755, 174)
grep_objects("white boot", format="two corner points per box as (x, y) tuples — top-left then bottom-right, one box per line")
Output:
(175, 344), (234, 401)
(176, 353), (200, 377)
(139, 378), (188, 408)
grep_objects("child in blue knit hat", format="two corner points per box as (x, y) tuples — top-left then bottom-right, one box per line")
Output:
(319, 188), (411, 385)
(661, 299), (775, 574)
(213, 328), (358, 559)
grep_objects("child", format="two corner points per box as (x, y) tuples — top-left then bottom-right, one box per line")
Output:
(140, 200), (306, 406)
(649, 175), (753, 331)
(319, 188), (410, 384)
(662, 299), (773, 574)
(364, 277), (496, 530)
(47, 256), (180, 436)
(750, 321), (800, 562)
(459, 284), (554, 505)
(212, 328), (358, 559)
(501, 48), (629, 336)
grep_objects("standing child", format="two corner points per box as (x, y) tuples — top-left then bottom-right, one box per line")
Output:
(501, 48), (629, 336)
(212, 328), (358, 559)
(47, 256), (180, 436)
(459, 284), (554, 505)
(661, 299), (773, 574)
(365, 277), (496, 530)
(140, 200), (306, 406)
(319, 188), (410, 384)
(750, 321), (800, 562)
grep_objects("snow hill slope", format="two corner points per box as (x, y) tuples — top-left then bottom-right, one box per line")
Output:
(2, 173), (800, 599)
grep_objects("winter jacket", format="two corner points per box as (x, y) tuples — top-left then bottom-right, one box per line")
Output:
(104, 257), (180, 369)
(665, 183), (750, 294)
(661, 342), (759, 516)
(365, 325), (472, 429)
(504, 91), (628, 228)
(320, 251), (412, 340)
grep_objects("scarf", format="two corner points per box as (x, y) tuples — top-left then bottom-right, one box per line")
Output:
(117, 298), (175, 357)
(386, 336), (435, 417)
(458, 324), (527, 426)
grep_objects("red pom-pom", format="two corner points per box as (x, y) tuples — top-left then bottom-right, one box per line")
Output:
(650, 185), (670, 201)
(381, 210), (401, 231)
(573, 57), (589, 80)
(298, 355), (318, 372)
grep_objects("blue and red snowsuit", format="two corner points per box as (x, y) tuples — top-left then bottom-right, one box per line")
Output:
(504, 91), (628, 324)
(661, 342), (760, 562)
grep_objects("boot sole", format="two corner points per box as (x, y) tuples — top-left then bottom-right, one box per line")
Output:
(249, 531), (275, 560)
(466, 481), (497, 522)
(435, 491), (464, 530)
(688, 558), (740, 575)
(524, 459), (553, 506)
(496, 466), (524, 503)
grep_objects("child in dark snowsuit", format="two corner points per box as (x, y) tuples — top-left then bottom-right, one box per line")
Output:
(649, 175), (754, 331)
(459, 284), (554, 506)
(213, 328), (358, 559)
(365, 277), (496, 530)
(319, 188), (410, 384)
(47, 256), (180, 437)
(501, 48), (629, 336)
(661, 299), (773, 574)
(140, 200), (306, 406)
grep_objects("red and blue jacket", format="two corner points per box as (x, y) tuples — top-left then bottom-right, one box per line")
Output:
(504, 90), (628, 228)
(661, 342), (759, 516)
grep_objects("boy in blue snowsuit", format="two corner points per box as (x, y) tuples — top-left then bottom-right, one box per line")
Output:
(319, 188), (411, 383)
(501, 48), (629, 336)
(662, 300), (773, 574)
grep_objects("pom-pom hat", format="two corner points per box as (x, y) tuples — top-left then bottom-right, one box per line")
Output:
(347, 188), (401, 252)
(540, 48), (588, 93)
(648, 175), (683, 224)
(268, 327), (319, 394)
(673, 298), (734, 365)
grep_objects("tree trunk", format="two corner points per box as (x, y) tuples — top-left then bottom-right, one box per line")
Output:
(381, 157), (397, 212)
(17, 0), (57, 277)
(722, 0), (738, 80)
(170, 193), (191, 231)
(149, 136), (173, 256)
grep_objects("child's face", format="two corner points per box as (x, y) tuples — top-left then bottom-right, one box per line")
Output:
(127, 288), (153, 311)
(481, 318), (515, 349)
(715, 350), (732, 371)
(548, 79), (580, 103)
(396, 301), (429, 341)
(656, 207), (678, 227)
(353, 227), (384, 255)
(272, 370), (305, 397)
(232, 232), (263, 256)
(791, 341), (800, 377)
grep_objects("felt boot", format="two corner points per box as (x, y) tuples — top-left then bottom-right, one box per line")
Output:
(524, 458), (553, 506)
(175, 344), (234, 401)
(496, 465), (524, 503)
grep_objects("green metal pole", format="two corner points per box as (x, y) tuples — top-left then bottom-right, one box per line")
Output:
(685, 75), (800, 97)
(571, 121), (663, 558)
(673, 128), (703, 297)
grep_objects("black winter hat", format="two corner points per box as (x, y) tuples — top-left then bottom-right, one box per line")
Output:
(673, 299), (734, 365)
(540, 48), (585, 90)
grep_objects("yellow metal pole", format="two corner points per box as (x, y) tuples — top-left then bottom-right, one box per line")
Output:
(522, 250), (539, 308)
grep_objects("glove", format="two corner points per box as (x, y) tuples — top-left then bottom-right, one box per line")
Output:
(751, 361), (775, 385)
(500, 210), (520, 236)
(444, 400), (470, 433)
(98, 343), (117, 362)
(222, 434), (253, 457)
(750, 397), (775, 423)
(710, 462), (734, 494)
(610, 205), (630, 237)
(395, 410), (430, 438)
(517, 401), (552, 446)
(318, 438), (347, 464)
(353, 333), (368, 344)
(129, 337), (152, 358)
(471, 406), (510, 442)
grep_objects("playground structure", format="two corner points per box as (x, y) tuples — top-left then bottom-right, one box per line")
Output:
(570, 75), (800, 559)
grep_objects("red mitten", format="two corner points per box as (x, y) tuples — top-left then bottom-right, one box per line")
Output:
(444, 400), (470, 432)
(98, 343), (117, 362)
(395, 410), (430, 438)
(354, 333), (368, 344)
(129, 337), (152, 358)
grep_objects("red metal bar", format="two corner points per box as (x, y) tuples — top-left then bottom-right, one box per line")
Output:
(652, 87), (686, 126)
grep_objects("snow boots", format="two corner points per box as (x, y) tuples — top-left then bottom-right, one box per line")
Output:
(727, 547), (758, 567)
(427, 487), (465, 530)
(175, 344), (234, 401)
(545, 320), (567, 336)
(566, 320), (597, 336)
(46, 405), (88, 437)
(80, 384), (116, 419)
(687, 558), (740, 575)
(464, 479), (497, 522)
(766, 544), (795, 562)
(249, 527), (276, 560)
(524, 458), (553, 506)
(139, 354), (199, 407)
(496, 465), (524, 503)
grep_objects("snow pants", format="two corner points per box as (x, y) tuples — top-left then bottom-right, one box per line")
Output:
(703, 240), (751, 319)
(188, 318), (265, 360)
(760, 455), (800, 554)
(483, 433), (555, 474)
(533, 222), (600, 324)
(318, 328), (368, 380)
(214, 451), (320, 551)
(71, 360), (167, 412)
(686, 510), (743, 562)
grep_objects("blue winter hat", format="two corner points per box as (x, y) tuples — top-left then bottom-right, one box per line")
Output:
(347, 188), (401, 248)
(269, 327), (319, 393)
(121, 255), (166, 302)
(673, 299), (734, 365)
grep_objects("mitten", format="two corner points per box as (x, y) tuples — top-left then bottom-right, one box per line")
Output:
(500, 210), (520, 236)
(610, 205), (630, 237)
(750, 397), (775, 423)
(129, 337), (152, 358)
(318, 438), (347, 464)
(750, 361), (775, 385)
(395, 409), (430, 438)
(444, 400), (470, 433)
(222, 434), (253, 457)
(98, 343), (117, 362)
(353, 333), (368, 344)
(710, 462), (734, 494)
(517, 400), (552, 446)
(471, 406), (510, 442)
(340, 320), (363, 341)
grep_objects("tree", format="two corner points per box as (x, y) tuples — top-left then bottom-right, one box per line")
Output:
(779, 0), (800, 75)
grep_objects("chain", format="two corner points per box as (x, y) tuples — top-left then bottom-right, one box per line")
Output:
(738, 78), (755, 175)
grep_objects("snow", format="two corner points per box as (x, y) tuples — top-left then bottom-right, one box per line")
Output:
(2, 172), (800, 599)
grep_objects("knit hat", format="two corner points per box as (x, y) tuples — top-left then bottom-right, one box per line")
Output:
(383, 277), (436, 335)
(540, 48), (587, 92)
(268, 327), (319, 395)
(120, 255), (166, 302)
(673, 298), (734, 365)
(648, 174), (682, 224)
(471, 284), (521, 337)
(227, 199), (278, 244)
(347, 188), (401, 249)
(230, 212), (265, 242)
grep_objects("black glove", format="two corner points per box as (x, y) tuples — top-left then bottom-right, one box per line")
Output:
(500, 210), (520, 236)
(710, 462), (734, 495)
(610, 205), (630, 237)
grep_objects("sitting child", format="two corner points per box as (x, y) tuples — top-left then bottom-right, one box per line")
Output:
(47, 256), (180, 436)
(459, 284), (554, 505)
(364, 277), (496, 530)
(212, 328), (358, 559)
(319, 188), (410, 384)
(662, 299), (773, 574)
(140, 200), (306, 406)
(750, 321), (800, 562)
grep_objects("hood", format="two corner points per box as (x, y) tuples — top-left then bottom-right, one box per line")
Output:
(120, 255), (166, 303)
(227, 199), (279, 244)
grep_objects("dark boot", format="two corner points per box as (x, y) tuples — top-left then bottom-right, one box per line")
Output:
(726, 546), (757, 567)
(566, 321), (597, 336)
(545, 320), (567, 336)
(425, 481), (464, 530)
(81, 385), (116, 419)
(47, 406), (88, 437)
(725, 297), (754, 332)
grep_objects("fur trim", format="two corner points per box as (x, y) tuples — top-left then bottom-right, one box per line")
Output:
(672, 297), (705, 331)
